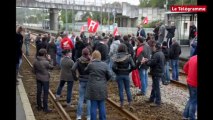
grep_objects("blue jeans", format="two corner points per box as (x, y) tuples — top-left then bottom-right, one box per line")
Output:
(25, 43), (30, 56)
(18, 58), (22, 68)
(149, 76), (161, 105)
(171, 59), (179, 80)
(36, 80), (49, 110)
(162, 61), (170, 82)
(190, 47), (195, 57)
(77, 81), (91, 119)
(90, 100), (106, 120)
(183, 85), (197, 120)
(16, 58), (22, 78)
(116, 75), (132, 104)
(56, 80), (74, 104)
(56, 55), (61, 66)
(138, 68), (148, 95)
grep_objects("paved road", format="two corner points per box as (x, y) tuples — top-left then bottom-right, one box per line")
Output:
(16, 86), (26, 120)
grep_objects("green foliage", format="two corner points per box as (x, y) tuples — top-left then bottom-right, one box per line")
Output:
(81, 12), (92, 21)
(139, 0), (165, 8)
(143, 20), (161, 28)
(61, 10), (75, 23)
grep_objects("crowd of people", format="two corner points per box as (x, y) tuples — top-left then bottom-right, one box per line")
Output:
(16, 21), (197, 120)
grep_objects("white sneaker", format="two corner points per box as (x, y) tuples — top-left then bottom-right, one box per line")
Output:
(76, 116), (81, 120)
(18, 74), (23, 78)
(86, 115), (90, 120)
(55, 95), (60, 102)
(67, 103), (71, 108)
(87, 118), (90, 120)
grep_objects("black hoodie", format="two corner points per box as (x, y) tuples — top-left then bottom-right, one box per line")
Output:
(112, 52), (136, 75)
(72, 56), (90, 82)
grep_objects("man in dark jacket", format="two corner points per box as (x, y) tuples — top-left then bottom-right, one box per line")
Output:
(136, 25), (146, 38)
(95, 36), (109, 62)
(16, 26), (24, 84)
(189, 22), (197, 42)
(123, 35), (134, 57)
(47, 37), (57, 66)
(142, 41), (165, 107)
(74, 36), (86, 60)
(153, 23), (160, 41)
(135, 37), (151, 96)
(35, 34), (42, 56)
(169, 38), (181, 81)
(158, 21), (165, 44)
(32, 49), (54, 112)
(162, 41), (170, 85)
(80, 31), (86, 39)
(24, 30), (31, 56)
(166, 22), (176, 48)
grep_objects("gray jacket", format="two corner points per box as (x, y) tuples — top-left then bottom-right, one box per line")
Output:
(60, 56), (75, 81)
(109, 40), (120, 57)
(158, 24), (165, 42)
(33, 56), (54, 81)
(85, 60), (112, 100)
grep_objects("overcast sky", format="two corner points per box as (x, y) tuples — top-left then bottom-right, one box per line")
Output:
(35, 0), (140, 6)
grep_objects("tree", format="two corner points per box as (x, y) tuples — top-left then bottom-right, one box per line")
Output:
(81, 12), (92, 21)
(60, 10), (77, 23)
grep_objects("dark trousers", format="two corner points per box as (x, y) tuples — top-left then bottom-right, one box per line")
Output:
(37, 80), (49, 110)
(56, 80), (74, 104)
(149, 76), (161, 105)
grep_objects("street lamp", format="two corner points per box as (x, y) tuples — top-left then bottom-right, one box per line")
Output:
(72, 0), (75, 31)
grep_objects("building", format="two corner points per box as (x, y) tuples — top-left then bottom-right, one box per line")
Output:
(165, 12), (197, 46)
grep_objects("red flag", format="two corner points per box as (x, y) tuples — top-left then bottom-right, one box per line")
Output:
(113, 27), (119, 36)
(87, 18), (99, 33)
(143, 17), (148, 24)
(132, 69), (141, 89)
(80, 26), (84, 33)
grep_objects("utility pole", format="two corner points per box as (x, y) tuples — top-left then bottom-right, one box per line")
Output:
(107, 3), (110, 32)
(25, 0), (27, 26)
(65, 0), (68, 31)
(113, 9), (115, 30)
(101, 1), (103, 32)
(166, 0), (168, 11)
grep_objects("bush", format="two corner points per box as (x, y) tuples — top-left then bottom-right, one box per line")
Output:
(143, 20), (161, 28)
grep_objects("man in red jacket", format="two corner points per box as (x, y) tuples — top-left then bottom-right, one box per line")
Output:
(183, 55), (197, 120)
(61, 32), (74, 51)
